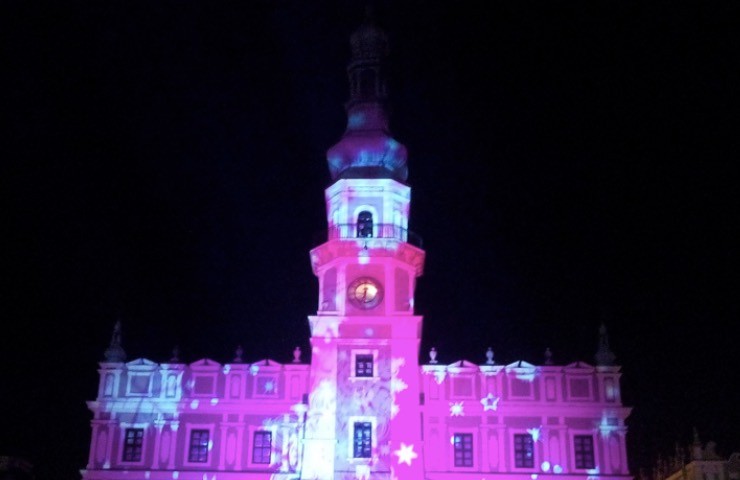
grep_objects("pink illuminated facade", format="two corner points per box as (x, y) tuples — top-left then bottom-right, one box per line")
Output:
(82, 16), (632, 480)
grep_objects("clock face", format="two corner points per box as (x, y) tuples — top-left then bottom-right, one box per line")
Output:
(347, 277), (383, 309)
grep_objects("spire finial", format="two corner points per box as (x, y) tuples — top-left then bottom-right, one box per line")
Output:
(544, 347), (554, 365)
(594, 323), (616, 366)
(103, 319), (126, 362)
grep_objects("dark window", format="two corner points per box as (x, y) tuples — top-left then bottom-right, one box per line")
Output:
(574, 435), (595, 469)
(353, 422), (372, 458)
(514, 434), (534, 468)
(122, 428), (144, 462)
(188, 429), (209, 463)
(252, 431), (272, 464)
(355, 354), (374, 377)
(453, 433), (474, 467)
(357, 211), (373, 238)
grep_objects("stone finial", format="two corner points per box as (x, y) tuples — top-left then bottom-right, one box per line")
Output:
(293, 346), (302, 363)
(233, 345), (244, 363)
(170, 345), (180, 363)
(429, 347), (438, 364)
(544, 347), (553, 365)
(692, 428), (703, 460)
(594, 323), (616, 366)
(103, 320), (126, 362)
(485, 347), (494, 365)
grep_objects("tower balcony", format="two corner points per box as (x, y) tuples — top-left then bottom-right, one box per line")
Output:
(315, 223), (423, 249)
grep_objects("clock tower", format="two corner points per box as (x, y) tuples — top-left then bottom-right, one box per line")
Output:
(301, 14), (426, 480)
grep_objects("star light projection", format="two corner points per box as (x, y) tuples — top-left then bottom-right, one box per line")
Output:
(393, 443), (418, 466)
(480, 393), (500, 411)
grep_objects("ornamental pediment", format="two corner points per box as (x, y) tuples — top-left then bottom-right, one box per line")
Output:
(125, 358), (158, 369)
(564, 361), (595, 373)
(189, 358), (221, 370)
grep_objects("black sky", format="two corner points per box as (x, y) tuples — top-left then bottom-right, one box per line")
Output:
(2, 2), (738, 479)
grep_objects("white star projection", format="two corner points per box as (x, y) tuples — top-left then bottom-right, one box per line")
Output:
(391, 377), (408, 394)
(480, 393), (500, 411)
(433, 370), (446, 384)
(390, 403), (400, 419)
(449, 401), (464, 416)
(527, 426), (542, 442)
(393, 443), (418, 466)
(355, 464), (370, 480)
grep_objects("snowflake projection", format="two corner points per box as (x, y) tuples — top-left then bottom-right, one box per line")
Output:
(391, 402), (400, 419)
(249, 364), (260, 376)
(530, 474), (539, 480)
(541, 461), (551, 472)
(433, 370), (446, 384)
(553, 464), (563, 474)
(449, 401), (464, 416)
(391, 377), (408, 394)
(598, 413), (617, 437)
(355, 464), (371, 480)
(480, 393), (500, 411)
(222, 365), (231, 374)
(527, 426), (542, 442)
(394, 443), (418, 466)
(263, 380), (275, 393)
(190, 399), (199, 410)
(391, 357), (406, 375)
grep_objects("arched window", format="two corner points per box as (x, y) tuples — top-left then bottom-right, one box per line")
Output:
(357, 211), (373, 238)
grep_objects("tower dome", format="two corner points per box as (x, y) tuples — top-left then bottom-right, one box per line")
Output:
(327, 13), (408, 183)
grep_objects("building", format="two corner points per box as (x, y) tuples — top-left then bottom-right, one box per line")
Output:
(81, 15), (633, 480)
(644, 431), (740, 480)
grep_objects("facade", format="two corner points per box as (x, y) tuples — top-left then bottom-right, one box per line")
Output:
(646, 432), (740, 480)
(81, 17), (633, 480)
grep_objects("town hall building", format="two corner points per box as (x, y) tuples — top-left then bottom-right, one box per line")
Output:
(81, 16), (633, 480)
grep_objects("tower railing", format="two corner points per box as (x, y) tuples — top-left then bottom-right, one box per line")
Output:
(317, 224), (423, 248)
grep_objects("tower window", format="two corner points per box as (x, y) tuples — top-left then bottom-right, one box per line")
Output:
(353, 422), (372, 458)
(188, 429), (209, 463)
(252, 430), (272, 464)
(355, 354), (374, 377)
(574, 435), (595, 469)
(357, 211), (373, 238)
(122, 428), (144, 462)
(453, 433), (474, 467)
(514, 433), (534, 468)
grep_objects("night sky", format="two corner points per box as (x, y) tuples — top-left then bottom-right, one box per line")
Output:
(2, 2), (738, 479)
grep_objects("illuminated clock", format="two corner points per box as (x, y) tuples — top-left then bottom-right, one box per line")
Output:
(347, 277), (383, 309)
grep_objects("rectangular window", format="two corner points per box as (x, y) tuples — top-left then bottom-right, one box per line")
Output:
(574, 435), (595, 469)
(122, 428), (144, 462)
(355, 354), (374, 377)
(453, 433), (474, 467)
(353, 422), (372, 458)
(514, 433), (534, 468)
(252, 431), (272, 464)
(188, 429), (209, 463)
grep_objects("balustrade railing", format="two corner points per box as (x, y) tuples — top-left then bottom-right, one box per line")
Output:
(316, 223), (423, 248)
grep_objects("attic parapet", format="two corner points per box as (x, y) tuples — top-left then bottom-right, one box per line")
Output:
(419, 359), (625, 407)
(93, 357), (310, 404)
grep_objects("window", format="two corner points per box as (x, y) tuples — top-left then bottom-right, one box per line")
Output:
(188, 429), (209, 463)
(122, 428), (144, 462)
(252, 431), (272, 464)
(514, 434), (534, 468)
(355, 354), (374, 377)
(574, 435), (595, 469)
(453, 433), (474, 467)
(353, 422), (372, 458)
(357, 211), (373, 238)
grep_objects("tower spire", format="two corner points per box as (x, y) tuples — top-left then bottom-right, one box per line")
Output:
(594, 322), (616, 366)
(327, 11), (408, 182)
(103, 319), (126, 362)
